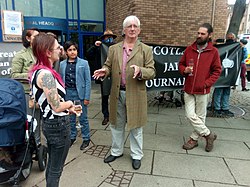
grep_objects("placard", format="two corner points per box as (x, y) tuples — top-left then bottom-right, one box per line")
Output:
(1, 10), (23, 42)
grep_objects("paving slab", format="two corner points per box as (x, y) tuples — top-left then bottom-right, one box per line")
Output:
(142, 133), (186, 153)
(153, 152), (235, 184)
(108, 148), (153, 174)
(245, 141), (250, 149)
(148, 113), (182, 125)
(90, 129), (112, 146)
(179, 115), (190, 126)
(20, 140), (95, 187)
(211, 127), (250, 142)
(147, 105), (159, 114)
(143, 121), (157, 134)
(206, 117), (231, 128)
(225, 158), (250, 186)
(225, 118), (250, 130)
(91, 129), (129, 148)
(90, 118), (109, 130)
(156, 122), (193, 138)
(99, 170), (134, 187)
(20, 135), (87, 187)
(39, 154), (112, 187)
(19, 164), (45, 187)
(130, 173), (193, 187)
(158, 107), (185, 117)
(89, 109), (103, 120)
(194, 181), (243, 187)
(242, 111), (250, 120)
(88, 106), (101, 119)
(66, 136), (90, 159)
(185, 139), (250, 160)
(99, 182), (118, 187)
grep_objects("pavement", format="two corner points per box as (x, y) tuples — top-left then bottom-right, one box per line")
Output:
(7, 82), (250, 187)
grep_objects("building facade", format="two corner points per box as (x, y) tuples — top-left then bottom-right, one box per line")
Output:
(0, 0), (229, 56)
(0, 0), (106, 58)
(106, 0), (228, 46)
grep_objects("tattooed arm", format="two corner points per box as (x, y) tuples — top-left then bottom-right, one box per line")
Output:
(37, 70), (74, 113)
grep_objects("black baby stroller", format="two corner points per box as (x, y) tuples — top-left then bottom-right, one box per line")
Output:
(0, 78), (47, 186)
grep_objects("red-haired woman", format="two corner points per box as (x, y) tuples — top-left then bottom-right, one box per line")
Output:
(30, 33), (76, 187)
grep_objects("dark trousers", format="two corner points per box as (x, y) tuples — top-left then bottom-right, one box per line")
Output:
(100, 82), (110, 118)
(102, 95), (109, 118)
(241, 63), (247, 89)
(42, 116), (70, 187)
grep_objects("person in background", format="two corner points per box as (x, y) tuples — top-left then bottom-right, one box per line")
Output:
(87, 29), (117, 125)
(93, 15), (155, 170)
(11, 28), (41, 146)
(59, 41), (92, 150)
(46, 32), (67, 72)
(30, 33), (76, 187)
(213, 32), (236, 117)
(240, 39), (249, 91)
(178, 23), (221, 152)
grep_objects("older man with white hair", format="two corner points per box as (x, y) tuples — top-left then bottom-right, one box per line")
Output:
(93, 15), (155, 170)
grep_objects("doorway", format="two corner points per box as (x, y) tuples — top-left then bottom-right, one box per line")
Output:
(83, 35), (100, 75)
(39, 30), (66, 45)
(64, 33), (100, 75)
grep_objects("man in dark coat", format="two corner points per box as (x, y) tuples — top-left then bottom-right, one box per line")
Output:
(87, 29), (117, 125)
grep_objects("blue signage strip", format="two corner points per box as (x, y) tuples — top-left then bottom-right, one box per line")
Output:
(24, 17), (67, 32)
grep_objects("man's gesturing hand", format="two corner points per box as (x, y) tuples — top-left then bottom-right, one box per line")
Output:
(130, 65), (141, 79)
(92, 68), (106, 80)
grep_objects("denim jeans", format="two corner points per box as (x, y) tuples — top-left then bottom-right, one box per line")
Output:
(42, 116), (70, 187)
(65, 88), (90, 141)
(213, 87), (231, 110)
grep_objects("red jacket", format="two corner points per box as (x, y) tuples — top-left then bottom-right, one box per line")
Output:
(178, 41), (222, 94)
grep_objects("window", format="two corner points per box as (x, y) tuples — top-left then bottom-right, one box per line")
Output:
(43, 0), (66, 19)
(79, 0), (104, 21)
(0, 0), (6, 10)
(80, 22), (103, 32)
(0, 0), (12, 10)
(68, 21), (78, 31)
(67, 0), (78, 20)
(15, 0), (40, 16)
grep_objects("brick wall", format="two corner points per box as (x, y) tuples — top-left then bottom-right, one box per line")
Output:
(106, 0), (228, 46)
